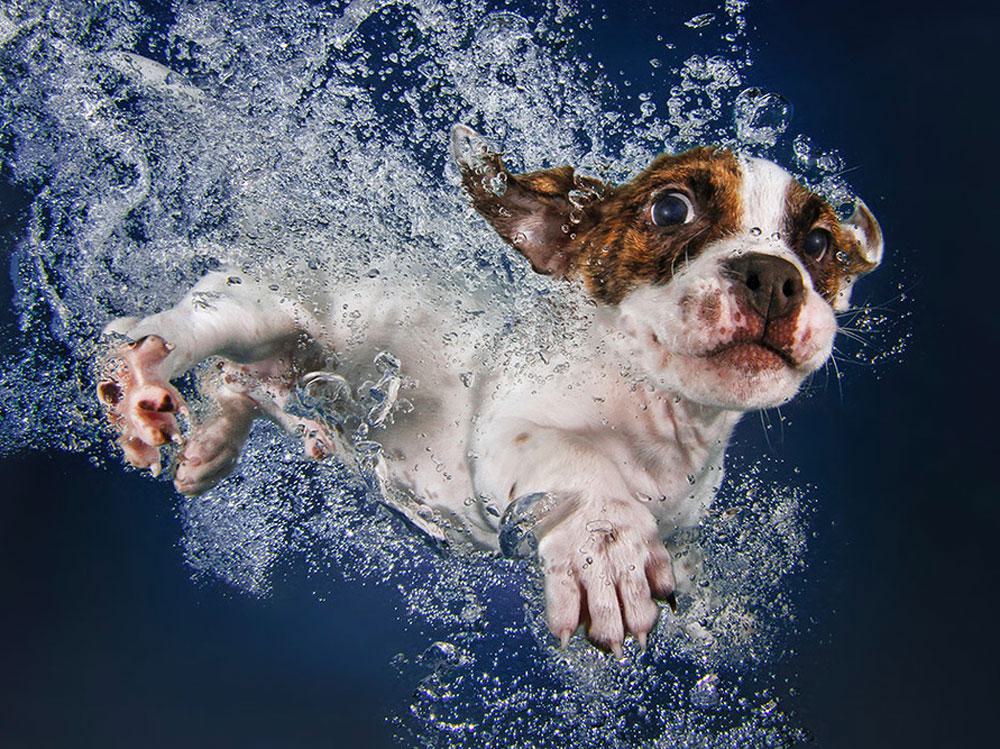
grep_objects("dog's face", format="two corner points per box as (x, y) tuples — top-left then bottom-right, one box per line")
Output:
(453, 126), (883, 411)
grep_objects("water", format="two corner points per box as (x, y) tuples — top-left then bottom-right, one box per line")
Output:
(0, 0), (910, 745)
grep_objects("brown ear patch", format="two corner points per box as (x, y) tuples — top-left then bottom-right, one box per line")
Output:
(783, 181), (881, 304)
(457, 147), (608, 277)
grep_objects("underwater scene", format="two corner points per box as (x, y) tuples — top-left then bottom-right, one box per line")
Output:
(1, 1), (995, 747)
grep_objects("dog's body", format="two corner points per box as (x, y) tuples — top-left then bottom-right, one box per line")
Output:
(97, 126), (883, 654)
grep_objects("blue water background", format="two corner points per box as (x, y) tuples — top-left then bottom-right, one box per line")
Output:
(2, 0), (997, 746)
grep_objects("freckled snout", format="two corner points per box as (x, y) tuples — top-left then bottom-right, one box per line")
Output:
(725, 253), (804, 322)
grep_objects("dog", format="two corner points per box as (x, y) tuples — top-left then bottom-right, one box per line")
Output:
(96, 125), (883, 656)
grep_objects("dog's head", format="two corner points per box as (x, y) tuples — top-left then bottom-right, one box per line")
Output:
(453, 125), (883, 411)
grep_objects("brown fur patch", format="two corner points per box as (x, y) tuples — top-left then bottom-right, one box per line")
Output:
(697, 289), (723, 326)
(783, 181), (879, 304)
(459, 157), (607, 277)
(575, 148), (743, 303)
(460, 147), (742, 302)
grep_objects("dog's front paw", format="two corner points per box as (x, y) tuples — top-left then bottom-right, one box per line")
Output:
(97, 336), (187, 476)
(536, 496), (675, 655)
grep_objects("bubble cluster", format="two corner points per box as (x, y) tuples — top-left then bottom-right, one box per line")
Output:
(0, 0), (904, 745)
(733, 87), (792, 148)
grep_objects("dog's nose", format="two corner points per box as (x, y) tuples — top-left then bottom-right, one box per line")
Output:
(725, 253), (804, 321)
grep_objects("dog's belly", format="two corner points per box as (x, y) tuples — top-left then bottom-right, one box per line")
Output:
(312, 272), (493, 541)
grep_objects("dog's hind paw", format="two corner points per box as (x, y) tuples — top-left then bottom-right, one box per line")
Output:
(536, 495), (675, 656)
(173, 389), (257, 495)
(97, 336), (188, 476)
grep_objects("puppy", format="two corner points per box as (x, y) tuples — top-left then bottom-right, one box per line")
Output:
(96, 125), (883, 655)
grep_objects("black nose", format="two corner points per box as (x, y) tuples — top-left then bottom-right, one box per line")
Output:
(725, 253), (804, 321)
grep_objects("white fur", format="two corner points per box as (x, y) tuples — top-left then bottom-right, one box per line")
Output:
(739, 156), (793, 236)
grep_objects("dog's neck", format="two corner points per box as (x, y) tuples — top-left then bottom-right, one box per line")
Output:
(592, 307), (743, 475)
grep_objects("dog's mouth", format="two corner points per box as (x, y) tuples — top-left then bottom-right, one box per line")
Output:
(705, 339), (798, 371)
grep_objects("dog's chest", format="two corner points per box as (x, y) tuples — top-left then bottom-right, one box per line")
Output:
(593, 379), (737, 529)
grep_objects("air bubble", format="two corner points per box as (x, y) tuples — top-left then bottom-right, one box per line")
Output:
(792, 134), (813, 168)
(734, 87), (793, 147)
(585, 519), (614, 534)
(691, 673), (720, 709)
(685, 12), (717, 29)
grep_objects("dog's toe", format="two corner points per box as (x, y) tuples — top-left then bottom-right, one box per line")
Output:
(583, 576), (626, 656)
(618, 562), (661, 643)
(645, 541), (676, 602)
(173, 392), (256, 495)
(542, 560), (581, 645)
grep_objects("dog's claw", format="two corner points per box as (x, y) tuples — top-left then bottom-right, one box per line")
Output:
(559, 629), (572, 649)
(610, 641), (624, 659)
(539, 496), (675, 655)
(665, 592), (677, 613)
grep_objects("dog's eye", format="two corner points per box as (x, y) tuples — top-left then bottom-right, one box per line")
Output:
(650, 193), (693, 227)
(803, 228), (831, 260)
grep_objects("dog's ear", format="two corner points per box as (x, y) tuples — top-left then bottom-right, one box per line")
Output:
(451, 125), (608, 277)
(833, 199), (884, 311)
(842, 199), (883, 267)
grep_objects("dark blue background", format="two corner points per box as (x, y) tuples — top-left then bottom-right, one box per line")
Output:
(2, 1), (997, 746)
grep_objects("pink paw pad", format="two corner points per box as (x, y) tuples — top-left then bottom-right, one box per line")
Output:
(97, 336), (188, 475)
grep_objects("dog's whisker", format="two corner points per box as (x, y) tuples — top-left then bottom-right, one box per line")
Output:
(829, 164), (862, 178)
(837, 280), (918, 319)
(829, 349), (845, 403)
(837, 329), (871, 346)
(758, 408), (774, 452)
(831, 344), (874, 368)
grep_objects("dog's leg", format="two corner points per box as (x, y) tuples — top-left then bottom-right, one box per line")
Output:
(214, 358), (341, 461)
(477, 420), (676, 655)
(172, 381), (258, 494)
(168, 359), (340, 495)
(97, 271), (327, 481)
